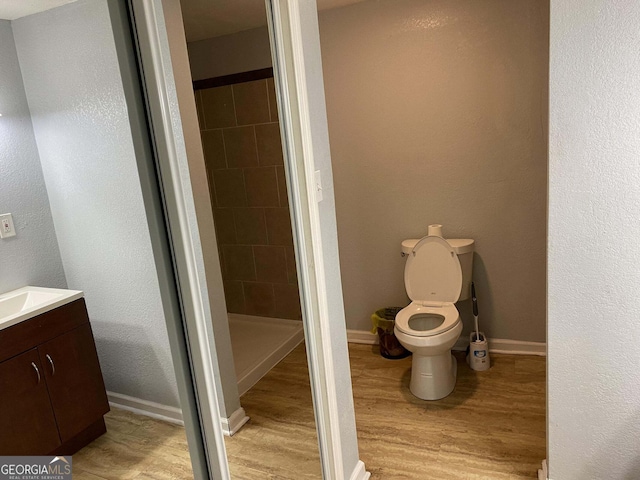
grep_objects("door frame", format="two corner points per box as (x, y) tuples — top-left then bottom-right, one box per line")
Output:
(128, 0), (369, 479)
(127, 0), (230, 478)
(265, 1), (369, 479)
(109, 0), (222, 477)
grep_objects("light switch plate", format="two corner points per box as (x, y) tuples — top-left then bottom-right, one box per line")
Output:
(0, 213), (16, 238)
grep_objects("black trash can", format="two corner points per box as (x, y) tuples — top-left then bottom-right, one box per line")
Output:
(370, 307), (411, 359)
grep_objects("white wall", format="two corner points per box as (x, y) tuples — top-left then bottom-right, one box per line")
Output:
(548, 1), (640, 478)
(12, 0), (179, 408)
(0, 20), (67, 294)
(186, 0), (549, 342)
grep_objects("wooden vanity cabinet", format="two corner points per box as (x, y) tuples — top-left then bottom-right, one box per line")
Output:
(0, 299), (109, 455)
(0, 349), (61, 454)
(39, 322), (110, 443)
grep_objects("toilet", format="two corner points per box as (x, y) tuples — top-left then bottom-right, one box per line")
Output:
(394, 225), (474, 400)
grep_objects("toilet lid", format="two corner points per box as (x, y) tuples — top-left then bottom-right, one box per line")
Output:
(405, 236), (462, 304)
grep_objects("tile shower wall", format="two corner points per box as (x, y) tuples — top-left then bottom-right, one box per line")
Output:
(196, 77), (302, 320)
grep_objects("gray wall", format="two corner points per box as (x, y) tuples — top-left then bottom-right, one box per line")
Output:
(188, 26), (272, 80)
(549, 1), (640, 478)
(12, 0), (179, 407)
(187, 0), (549, 342)
(321, 0), (548, 341)
(0, 20), (66, 294)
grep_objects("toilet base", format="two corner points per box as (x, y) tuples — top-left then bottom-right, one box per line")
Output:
(409, 352), (457, 400)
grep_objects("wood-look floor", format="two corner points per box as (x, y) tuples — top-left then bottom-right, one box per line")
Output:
(72, 407), (192, 479)
(350, 347), (546, 479)
(73, 344), (545, 479)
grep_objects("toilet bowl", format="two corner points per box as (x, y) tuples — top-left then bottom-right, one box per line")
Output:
(394, 229), (474, 400)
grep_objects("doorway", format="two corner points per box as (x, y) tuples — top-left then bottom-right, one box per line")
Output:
(193, 69), (305, 397)
(96, 0), (552, 478)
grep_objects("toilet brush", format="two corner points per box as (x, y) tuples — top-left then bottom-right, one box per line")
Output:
(473, 282), (480, 342)
(469, 282), (490, 371)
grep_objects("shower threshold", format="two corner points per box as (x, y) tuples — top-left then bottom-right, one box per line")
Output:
(228, 313), (304, 396)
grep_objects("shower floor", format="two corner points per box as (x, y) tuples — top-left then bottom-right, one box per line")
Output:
(228, 313), (304, 396)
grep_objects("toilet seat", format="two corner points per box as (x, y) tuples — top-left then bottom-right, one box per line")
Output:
(395, 303), (460, 337)
(397, 235), (463, 337)
(404, 236), (462, 305)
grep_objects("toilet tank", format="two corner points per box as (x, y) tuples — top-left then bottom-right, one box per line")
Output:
(401, 238), (475, 301)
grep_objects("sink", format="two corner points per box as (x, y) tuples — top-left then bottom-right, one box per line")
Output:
(0, 286), (83, 331)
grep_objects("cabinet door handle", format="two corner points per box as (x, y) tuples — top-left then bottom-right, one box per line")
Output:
(46, 354), (55, 376)
(31, 362), (41, 384)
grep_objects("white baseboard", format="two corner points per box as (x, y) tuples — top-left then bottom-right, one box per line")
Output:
(220, 406), (250, 437)
(346, 329), (379, 345)
(453, 337), (546, 356)
(538, 459), (548, 480)
(349, 460), (371, 480)
(346, 330), (546, 356)
(107, 391), (184, 425)
(108, 392), (250, 436)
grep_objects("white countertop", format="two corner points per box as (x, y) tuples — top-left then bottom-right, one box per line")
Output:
(0, 286), (84, 331)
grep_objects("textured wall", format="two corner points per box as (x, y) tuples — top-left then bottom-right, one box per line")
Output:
(319, 0), (548, 340)
(12, 0), (179, 407)
(196, 79), (302, 320)
(548, 0), (640, 478)
(0, 20), (67, 294)
(187, 0), (549, 341)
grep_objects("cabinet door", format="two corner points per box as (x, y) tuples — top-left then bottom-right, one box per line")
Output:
(0, 349), (61, 454)
(39, 323), (110, 442)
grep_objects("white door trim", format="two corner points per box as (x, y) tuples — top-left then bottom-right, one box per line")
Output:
(132, 0), (368, 478)
(266, 1), (369, 479)
(266, 1), (341, 477)
(129, 1), (229, 478)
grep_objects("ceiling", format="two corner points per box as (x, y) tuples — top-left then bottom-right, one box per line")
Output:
(0, 0), (77, 20)
(0, 0), (364, 42)
(182, 0), (367, 43)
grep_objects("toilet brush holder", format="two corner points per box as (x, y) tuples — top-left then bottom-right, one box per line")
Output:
(469, 332), (490, 371)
